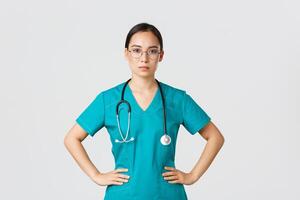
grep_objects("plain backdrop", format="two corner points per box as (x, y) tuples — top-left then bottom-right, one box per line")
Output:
(0, 0), (299, 199)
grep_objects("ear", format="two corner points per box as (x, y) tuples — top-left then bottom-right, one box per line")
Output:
(158, 50), (164, 62)
(124, 48), (129, 60)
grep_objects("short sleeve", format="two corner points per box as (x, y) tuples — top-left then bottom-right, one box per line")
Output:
(181, 92), (211, 135)
(75, 92), (105, 137)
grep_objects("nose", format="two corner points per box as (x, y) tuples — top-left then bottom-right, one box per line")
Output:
(140, 51), (149, 62)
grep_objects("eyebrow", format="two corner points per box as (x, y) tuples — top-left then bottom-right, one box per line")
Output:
(130, 44), (159, 49)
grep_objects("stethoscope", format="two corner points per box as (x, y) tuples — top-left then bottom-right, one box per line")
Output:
(115, 78), (171, 146)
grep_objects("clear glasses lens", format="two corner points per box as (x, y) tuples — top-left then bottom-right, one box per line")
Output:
(130, 48), (160, 59)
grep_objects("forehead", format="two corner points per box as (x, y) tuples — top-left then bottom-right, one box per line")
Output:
(129, 31), (160, 48)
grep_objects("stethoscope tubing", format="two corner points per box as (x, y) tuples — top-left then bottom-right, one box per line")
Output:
(115, 78), (170, 145)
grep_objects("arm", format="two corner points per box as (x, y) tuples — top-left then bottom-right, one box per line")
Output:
(189, 121), (225, 182)
(63, 123), (130, 185)
(63, 123), (101, 181)
(163, 121), (224, 185)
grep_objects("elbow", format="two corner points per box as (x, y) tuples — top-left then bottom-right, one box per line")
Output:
(217, 133), (225, 147)
(63, 133), (74, 149)
(64, 134), (70, 148)
(64, 132), (83, 148)
(209, 132), (225, 147)
(220, 135), (225, 146)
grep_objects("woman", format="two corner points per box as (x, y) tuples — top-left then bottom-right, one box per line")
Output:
(64, 22), (225, 200)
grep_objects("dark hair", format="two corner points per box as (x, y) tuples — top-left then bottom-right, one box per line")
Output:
(125, 22), (163, 51)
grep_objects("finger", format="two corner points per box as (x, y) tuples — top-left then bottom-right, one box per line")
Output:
(113, 168), (128, 173)
(113, 173), (129, 180)
(168, 180), (180, 184)
(118, 174), (130, 179)
(115, 177), (129, 183)
(111, 181), (124, 185)
(164, 166), (176, 171)
(162, 171), (176, 177)
(164, 175), (177, 181)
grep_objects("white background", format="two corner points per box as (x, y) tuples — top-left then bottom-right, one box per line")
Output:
(0, 0), (299, 199)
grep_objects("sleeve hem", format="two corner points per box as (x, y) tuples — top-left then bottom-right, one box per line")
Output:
(190, 116), (211, 135)
(76, 118), (95, 137)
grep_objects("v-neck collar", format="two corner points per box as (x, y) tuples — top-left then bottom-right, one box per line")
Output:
(124, 81), (161, 114)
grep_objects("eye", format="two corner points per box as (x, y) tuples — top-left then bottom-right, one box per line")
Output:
(149, 49), (159, 54)
(132, 48), (141, 53)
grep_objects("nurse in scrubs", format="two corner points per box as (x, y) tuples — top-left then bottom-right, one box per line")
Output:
(64, 22), (225, 200)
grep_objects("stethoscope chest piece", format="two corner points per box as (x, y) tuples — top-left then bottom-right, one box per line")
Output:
(160, 134), (171, 145)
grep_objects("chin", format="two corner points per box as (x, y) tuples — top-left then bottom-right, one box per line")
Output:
(134, 71), (155, 78)
(139, 73), (154, 78)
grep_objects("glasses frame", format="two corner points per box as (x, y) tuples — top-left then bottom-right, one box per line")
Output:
(127, 48), (161, 60)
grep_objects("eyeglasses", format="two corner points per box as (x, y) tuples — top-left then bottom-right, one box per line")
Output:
(128, 48), (161, 60)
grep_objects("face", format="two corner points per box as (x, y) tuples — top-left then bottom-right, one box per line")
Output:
(124, 31), (164, 78)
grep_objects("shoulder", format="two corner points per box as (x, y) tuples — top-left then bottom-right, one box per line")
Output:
(101, 82), (125, 96)
(157, 81), (188, 112)
(159, 81), (186, 99)
(92, 82), (126, 108)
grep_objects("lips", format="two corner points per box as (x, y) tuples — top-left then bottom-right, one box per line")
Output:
(138, 66), (149, 69)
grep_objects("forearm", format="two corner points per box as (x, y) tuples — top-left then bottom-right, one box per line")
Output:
(64, 137), (101, 180)
(190, 135), (224, 181)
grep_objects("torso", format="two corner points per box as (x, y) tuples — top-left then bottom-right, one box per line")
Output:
(102, 81), (189, 200)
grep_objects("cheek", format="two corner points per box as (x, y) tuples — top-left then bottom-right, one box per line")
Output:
(151, 65), (158, 71)
(150, 62), (159, 70)
(127, 59), (137, 69)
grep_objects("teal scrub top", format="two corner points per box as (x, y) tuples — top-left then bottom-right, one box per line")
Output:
(75, 81), (211, 200)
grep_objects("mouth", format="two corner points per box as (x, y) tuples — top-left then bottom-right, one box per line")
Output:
(138, 66), (150, 70)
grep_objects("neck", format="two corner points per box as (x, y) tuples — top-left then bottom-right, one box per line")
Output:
(128, 75), (157, 92)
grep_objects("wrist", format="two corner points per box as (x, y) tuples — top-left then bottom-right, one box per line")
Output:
(90, 171), (101, 181)
(189, 171), (199, 183)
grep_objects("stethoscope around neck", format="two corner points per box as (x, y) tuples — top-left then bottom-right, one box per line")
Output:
(115, 78), (171, 146)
